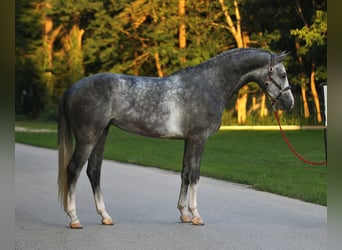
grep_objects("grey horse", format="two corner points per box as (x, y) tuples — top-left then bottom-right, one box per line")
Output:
(58, 48), (294, 228)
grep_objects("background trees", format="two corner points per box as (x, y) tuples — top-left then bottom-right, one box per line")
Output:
(15, 0), (327, 125)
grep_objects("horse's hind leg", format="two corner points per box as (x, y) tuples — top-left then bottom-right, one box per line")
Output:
(87, 125), (114, 226)
(66, 143), (95, 229)
(178, 140), (191, 223)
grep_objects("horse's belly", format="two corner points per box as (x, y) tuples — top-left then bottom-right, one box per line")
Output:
(111, 107), (184, 139)
(111, 118), (184, 139)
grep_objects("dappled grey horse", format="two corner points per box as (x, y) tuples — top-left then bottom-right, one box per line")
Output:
(58, 48), (294, 228)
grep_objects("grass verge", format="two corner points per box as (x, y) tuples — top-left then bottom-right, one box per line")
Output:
(15, 121), (327, 206)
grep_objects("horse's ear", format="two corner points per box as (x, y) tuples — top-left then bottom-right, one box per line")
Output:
(279, 51), (291, 60)
(275, 51), (291, 64)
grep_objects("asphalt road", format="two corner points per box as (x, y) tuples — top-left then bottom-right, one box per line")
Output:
(16, 143), (327, 250)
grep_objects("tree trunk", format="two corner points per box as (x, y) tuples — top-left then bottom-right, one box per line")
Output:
(42, 18), (62, 96)
(301, 84), (310, 118)
(310, 61), (322, 123)
(179, 0), (186, 63)
(219, 0), (249, 123)
(218, 0), (244, 48)
(65, 25), (85, 84)
(252, 95), (256, 112)
(235, 90), (248, 124)
(42, 18), (62, 106)
(260, 93), (268, 117)
(154, 52), (164, 77)
(295, 40), (310, 118)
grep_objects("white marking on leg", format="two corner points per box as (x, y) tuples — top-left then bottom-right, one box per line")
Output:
(66, 188), (76, 220)
(189, 183), (204, 225)
(94, 191), (113, 225)
(189, 183), (199, 218)
(66, 186), (82, 228)
(177, 184), (191, 222)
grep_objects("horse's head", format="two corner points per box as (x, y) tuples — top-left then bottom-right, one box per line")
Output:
(262, 51), (294, 111)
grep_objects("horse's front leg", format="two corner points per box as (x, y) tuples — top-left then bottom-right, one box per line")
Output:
(178, 170), (191, 223)
(178, 136), (206, 225)
(189, 182), (203, 225)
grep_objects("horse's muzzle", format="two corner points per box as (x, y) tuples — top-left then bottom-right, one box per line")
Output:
(274, 91), (294, 111)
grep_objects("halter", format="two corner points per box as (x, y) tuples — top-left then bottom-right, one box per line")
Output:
(264, 54), (291, 108)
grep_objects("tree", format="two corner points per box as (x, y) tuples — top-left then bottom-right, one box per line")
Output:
(15, 0), (54, 117)
(179, 0), (186, 64)
(217, 0), (249, 123)
(15, 0), (326, 125)
(240, 0), (326, 125)
(291, 7), (327, 123)
(83, 0), (235, 76)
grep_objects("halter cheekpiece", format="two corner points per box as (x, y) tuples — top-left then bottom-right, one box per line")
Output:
(265, 54), (291, 105)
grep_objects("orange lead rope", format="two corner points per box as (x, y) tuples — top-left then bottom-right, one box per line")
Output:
(273, 111), (327, 166)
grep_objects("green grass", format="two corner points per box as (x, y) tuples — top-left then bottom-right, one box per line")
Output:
(15, 116), (58, 130)
(15, 121), (327, 206)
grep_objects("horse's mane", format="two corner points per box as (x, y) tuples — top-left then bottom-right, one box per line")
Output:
(206, 48), (272, 63)
(170, 48), (272, 76)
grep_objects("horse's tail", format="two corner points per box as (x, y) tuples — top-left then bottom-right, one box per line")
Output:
(57, 93), (73, 211)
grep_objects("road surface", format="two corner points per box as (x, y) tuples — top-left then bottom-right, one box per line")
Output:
(16, 143), (326, 250)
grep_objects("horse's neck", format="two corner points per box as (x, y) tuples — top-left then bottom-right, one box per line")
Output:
(206, 50), (269, 104)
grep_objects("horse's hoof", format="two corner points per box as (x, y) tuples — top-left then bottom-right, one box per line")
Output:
(102, 218), (114, 225)
(191, 216), (204, 226)
(70, 221), (83, 229)
(180, 215), (192, 223)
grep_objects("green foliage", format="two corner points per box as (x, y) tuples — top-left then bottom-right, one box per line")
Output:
(291, 11), (327, 49)
(15, 0), (327, 124)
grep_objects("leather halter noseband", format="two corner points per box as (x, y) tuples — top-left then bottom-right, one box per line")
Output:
(264, 54), (291, 103)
